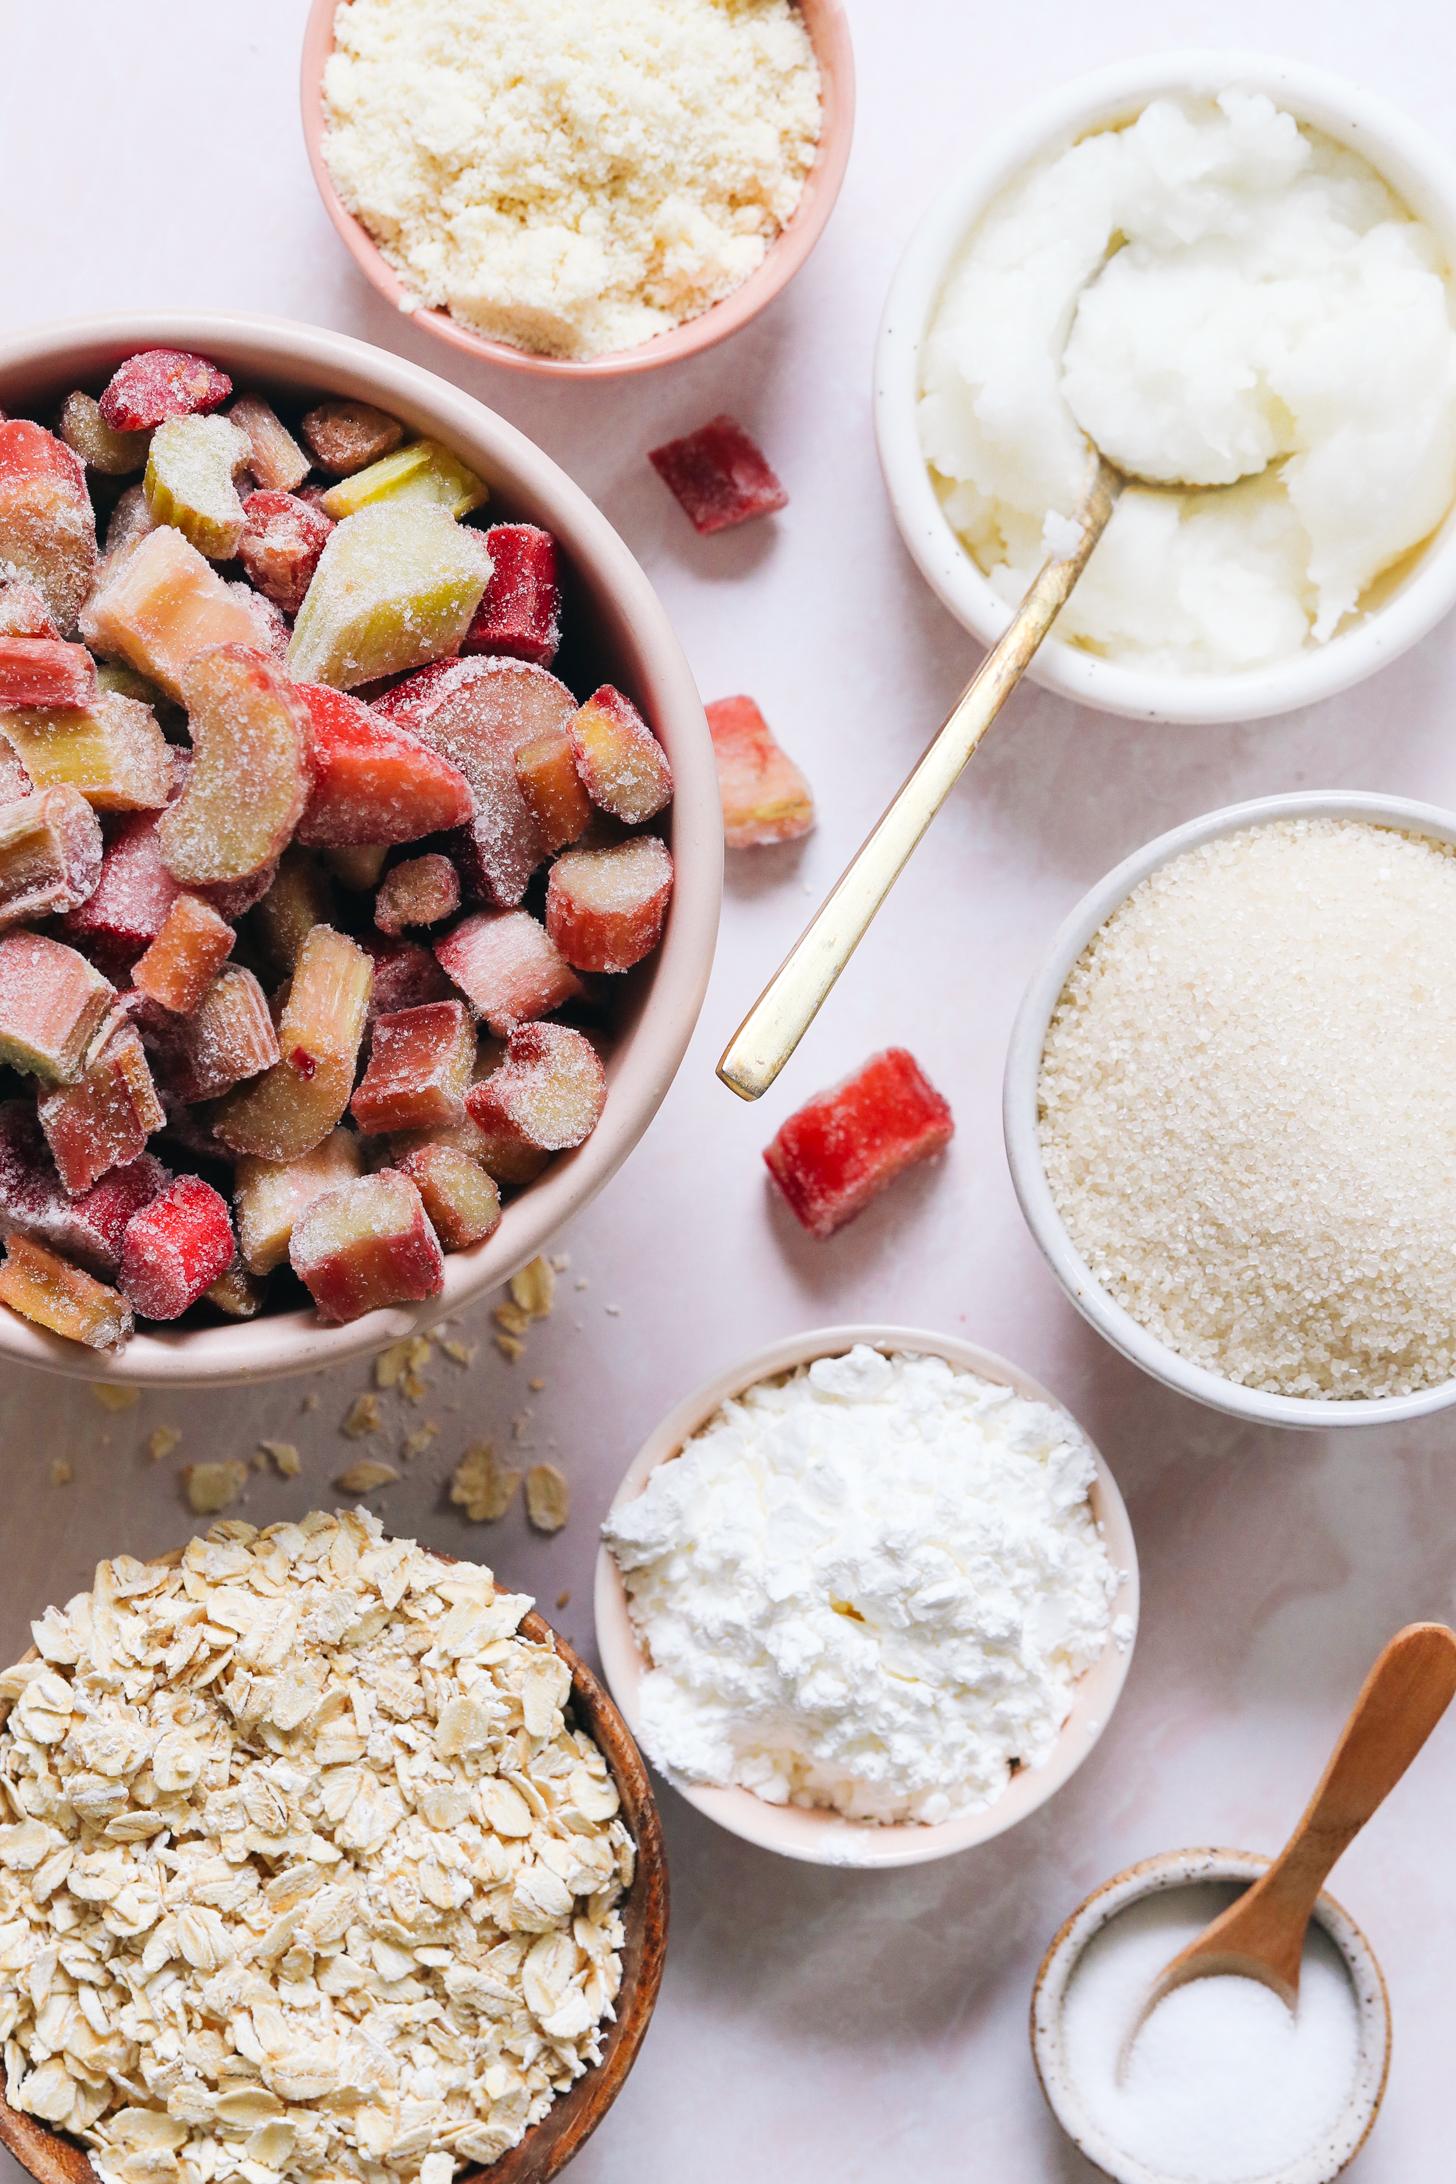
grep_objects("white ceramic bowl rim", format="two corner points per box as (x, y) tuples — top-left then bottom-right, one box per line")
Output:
(873, 49), (1456, 726)
(1030, 1847), (1391, 2184)
(592, 1322), (1140, 1869)
(1004, 789), (1456, 1430)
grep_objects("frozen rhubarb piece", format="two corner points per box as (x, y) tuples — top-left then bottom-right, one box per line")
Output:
(649, 414), (788, 535)
(195, 860), (280, 921)
(0, 1102), (157, 1271)
(119, 1173), (235, 1320)
(278, 924), (373, 1078)
(253, 845), (337, 971)
(0, 786), (103, 928)
(546, 836), (673, 973)
(435, 910), (581, 1038)
(0, 1232), (132, 1349)
(170, 966), (279, 1102)
(706, 694), (815, 846)
(0, 637), (96, 709)
(374, 852), (461, 935)
(132, 893), (235, 1014)
(515, 726), (590, 854)
(81, 524), (260, 699)
(290, 1170), (443, 1322)
(287, 501), (491, 692)
(160, 645), (310, 884)
(238, 488), (333, 614)
(0, 745), (28, 802)
(570, 685), (672, 825)
(60, 811), (179, 955)
(57, 391), (150, 478)
(99, 349), (232, 433)
(378, 655), (573, 904)
(213, 948), (364, 1161)
(227, 394), (310, 493)
(66, 1154), (171, 1276)
(763, 1048), (955, 1239)
(294, 680), (472, 846)
(205, 1260), (265, 1317)
(38, 1020), (165, 1196)
(234, 1128), (362, 1275)
(464, 524), (561, 666)
(0, 421), (97, 632)
(395, 1140), (501, 1250)
(0, 933), (114, 1083)
(102, 483), (157, 562)
(300, 400), (404, 475)
(96, 661), (171, 713)
(326, 843), (388, 890)
(391, 1108), (547, 1190)
(0, 692), (172, 811)
(226, 579), (289, 661)
(144, 413), (249, 559)
(318, 438), (488, 522)
(0, 575), (57, 643)
(359, 933), (452, 1020)
(465, 1021), (605, 1153)
(351, 999), (474, 1134)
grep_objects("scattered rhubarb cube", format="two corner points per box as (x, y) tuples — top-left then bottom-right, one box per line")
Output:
(763, 1048), (955, 1239)
(464, 524), (561, 666)
(351, 999), (474, 1134)
(359, 933), (452, 1020)
(465, 1022), (606, 1153)
(515, 726), (590, 853)
(132, 893), (235, 1015)
(160, 645), (310, 884)
(570, 685), (672, 824)
(288, 502), (491, 692)
(169, 966), (280, 1102)
(374, 853), (460, 935)
(300, 400), (404, 475)
(66, 1155), (171, 1277)
(144, 413), (250, 559)
(57, 390), (150, 478)
(234, 1128), (362, 1275)
(290, 1170), (444, 1322)
(318, 438), (487, 521)
(38, 1020), (165, 1196)
(0, 692), (172, 811)
(0, 786), (103, 929)
(60, 811), (179, 956)
(546, 836), (673, 973)
(435, 910), (581, 1038)
(81, 525), (260, 700)
(99, 349), (232, 433)
(237, 489), (333, 614)
(0, 420), (98, 631)
(706, 695), (815, 846)
(228, 394), (310, 493)
(378, 655), (574, 904)
(649, 415), (787, 535)
(119, 1173), (235, 1319)
(206, 1260), (265, 1318)
(0, 637), (97, 709)
(278, 923), (373, 1078)
(0, 575), (58, 640)
(395, 1141), (501, 1250)
(0, 1232), (132, 1350)
(0, 933), (114, 1082)
(294, 681), (472, 846)
(252, 846), (338, 971)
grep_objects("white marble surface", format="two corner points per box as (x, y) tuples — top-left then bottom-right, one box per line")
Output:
(3, 1), (1456, 2177)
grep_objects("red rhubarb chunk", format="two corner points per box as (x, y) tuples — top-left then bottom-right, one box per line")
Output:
(546, 836), (673, 973)
(514, 726), (591, 854)
(394, 1141), (501, 1250)
(706, 695), (815, 846)
(295, 681), (473, 847)
(238, 490), (333, 616)
(374, 853), (460, 935)
(38, 1021), (165, 1196)
(359, 933), (453, 1021)
(0, 639), (95, 711)
(60, 812), (180, 958)
(289, 1171), (444, 1323)
(648, 415), (788, 535)
(463, 524), (562, 667)
(0, 421), (98, 632)
(132, 892), (235, 1015)
(465, 1022), (605, 1154)
(67, 1155), (171, 1277)
(0, 1104), (164, 1275)
(0, 932), (114, 1083)
(351, 998), (475, 1134)
(98, 349), (232, 433)
(119, 1173), (235, 1319)
(763, 1048), (954, 1239)
(435, 910), (581, 1039)
(0, 576), (58, 640)
(569, 685), (672, 826)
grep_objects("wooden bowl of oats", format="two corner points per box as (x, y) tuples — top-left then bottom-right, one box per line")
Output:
(0, 1520), (669, 2184)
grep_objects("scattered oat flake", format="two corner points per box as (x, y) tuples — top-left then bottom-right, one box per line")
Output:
(301, 1390), (319, 1412)
(343, 1392), (382, 1438)
(551, 1252), (570, 1273)
(495, 1332), (525, 1363)
(181, 1459), (248, 1515)
(401, 1423), (438, 1460)
(259, 1439), (301, 1478)
(529, 1376), (546, 1393)
(441, 1337), (475, 1367)
(49, 1457), (72, 1486)
(556, 1589), (571, 1610)
(334, 1459), (400, 1494)
(146, 1425), (182, 1464)
(91, 1383), (138, 1413)
(450, 1442), (521, 1522)
(376, 1332), (434, 1399)
(510, 1257), (556, 1320)
(494, 1300), (531, 1338)
(526, 1463), (570, 1533)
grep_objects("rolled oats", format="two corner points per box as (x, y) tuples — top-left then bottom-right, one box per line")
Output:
(525, 1465), (570, 1535)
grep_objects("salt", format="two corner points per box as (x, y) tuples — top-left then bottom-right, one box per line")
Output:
(1061, 1884), (1361, 2183)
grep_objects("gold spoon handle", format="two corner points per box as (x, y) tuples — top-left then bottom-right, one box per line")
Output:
(717, 459), (1122, 1101)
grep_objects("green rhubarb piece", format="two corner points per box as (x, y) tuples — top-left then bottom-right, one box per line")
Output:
(144, 414), (249, 559)
(318, 438), (489, 522)
(287, 501), (492, 692)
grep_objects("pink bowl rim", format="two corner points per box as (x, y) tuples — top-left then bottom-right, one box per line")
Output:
(593, 1322), (1140, 1868)
(0, 309), (722, 1386)
(299, 0), (856, 379)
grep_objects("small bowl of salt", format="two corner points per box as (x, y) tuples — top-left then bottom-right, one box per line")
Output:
(1031, 1848), (1390, 2184)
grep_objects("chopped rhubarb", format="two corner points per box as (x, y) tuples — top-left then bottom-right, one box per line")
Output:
(763, 1048), (955, 1239)
(66, 1155), (171, 1277)
(395, 1141), (501, 1250)
(325, 843), (388, 891)
(132, 893), (235, 1015)
(318, 438), (487, 521)
(38, 1020), (165, 1196)
(359, 933), (452, 1019)
(706, 694), (815, 846)
(234, 1129), (362, 1275)
(119, 1173), (235, 1320)
(465, 1022), (605, 1153)
(391, 1106), (548, 1191)
(0, 420), (97, 631)
(0, 575), (58, 640)
(374, 853), (460, 935)
(169, 966), (280, 1103)
(435, 910), (581, 1038)
(290, 1170), (444, 1322)
(546, 836), (673, 973)
(160, 645), (310, 884)
(227, 577), (289, 660)
(237, 489), (333, 614)
(81, 525), (260, 700)
(288, 502), (491, 691)
(278, 923), (373, 1078)
(0, 786), (103, 929)
(98, 349), (232, 433)
(515, 726), (590, 853)
(300, 400), (404, 475)
(0, 1232), (132, 1350)
(253, 846), (338, 971)
(57, 390), (150, 478)
(101, 483), (156, 562)
(0, 933), (114, 1082)
(649, 414), (788, 535)
(0, 692), (172, 811)
(0, 637), (97, 709)
(144, 414), (250, 558)
(62, 812), (178, 958)
(351, 999), (474, 1134)
(570, 685), (672, 825)
(227, 394), (310, 493)
(464, 524), (561, 667)
(294, 681), (472, 846)
(0, 746), (28, 802)
(206, 1260), (265, 1318)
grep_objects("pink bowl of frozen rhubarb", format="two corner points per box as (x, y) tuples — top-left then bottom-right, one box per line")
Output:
(0, 313), (720, 1385)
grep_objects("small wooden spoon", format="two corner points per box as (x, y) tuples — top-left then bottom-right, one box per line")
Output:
(1120, 1622), (1456, 2071)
